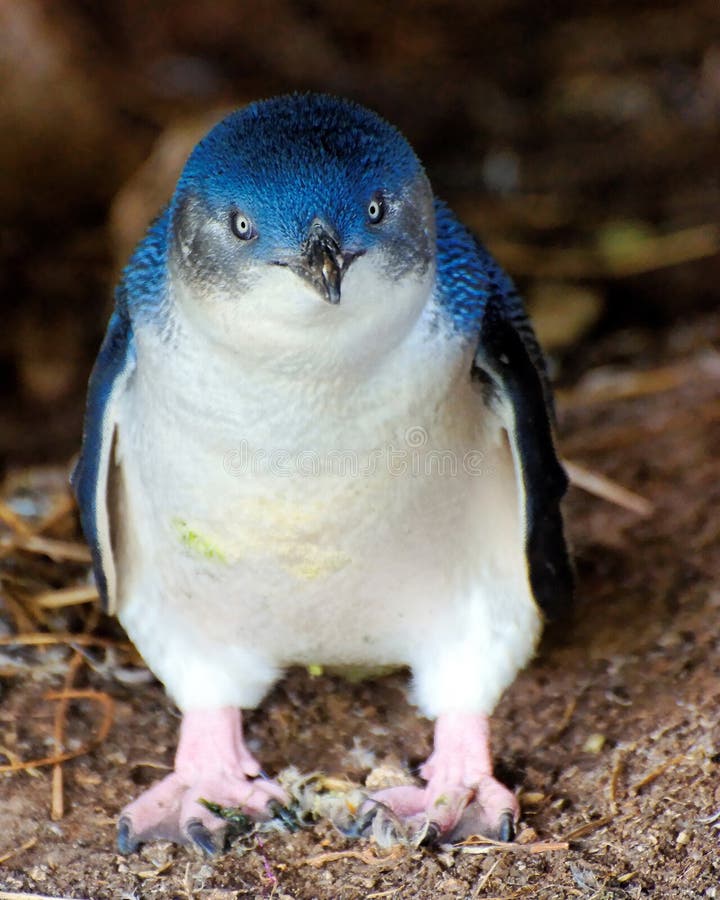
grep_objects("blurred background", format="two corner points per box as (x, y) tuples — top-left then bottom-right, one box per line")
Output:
(0, 0), (718, 469)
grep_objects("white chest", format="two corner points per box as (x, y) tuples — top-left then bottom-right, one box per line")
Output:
(120, 308), (479, 570)
(113, 307), (537, 715)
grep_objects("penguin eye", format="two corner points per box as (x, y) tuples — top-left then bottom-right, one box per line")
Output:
(367, 194), (385, 225)
(230, 211), (256, 240)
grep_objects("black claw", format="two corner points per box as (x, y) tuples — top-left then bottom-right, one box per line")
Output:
(342, 803), (380, 838)
(421, 822), (442, 846)
(268, 800), (301, 832)
(186, 819), (219, 856)
(117, 817), (139, 855)
(498, 810), (516, 843)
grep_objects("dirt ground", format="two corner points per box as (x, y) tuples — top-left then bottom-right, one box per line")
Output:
(1, 309), (719, 898)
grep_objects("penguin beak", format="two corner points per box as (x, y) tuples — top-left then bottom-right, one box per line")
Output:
(286, 219), (361, 305)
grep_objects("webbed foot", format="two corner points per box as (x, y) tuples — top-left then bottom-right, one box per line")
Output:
(117, 708), (286, 854)
(366, 711), (518, 844)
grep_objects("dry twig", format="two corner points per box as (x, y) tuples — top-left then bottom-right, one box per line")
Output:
(608, 748), (627, 815)
(491, 223), (720, 280)
(455, 834), (569, 854)
(472, 857), (502, 898)
(0, 633), (131, 651)
(562, 815), (613, 842)
(0, 501), (34, 539)
(0, 892), (90, 900)
(12, 536), (91, 564)
(34, 586), (99, 609)
(564, 460), (654, 517)
(1, 591), (42, 634)
(630, 751), (693, 795)
(35, 493), (77, 536)
(52, 654), (86, 820)
(0, 689), (113, 774)
(0, 837), (38, 866)
(299, 846), (405, 868)
(558, 354), (720, 411)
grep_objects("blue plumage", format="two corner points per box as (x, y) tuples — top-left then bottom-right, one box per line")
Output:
(433, 199), (555, 414)
(432, 199), (571, 619)
(72, 309), (135, 609)
(116, 208), (170, 319)
(433, 199), (499, 335)
(173, 93), (423, 261)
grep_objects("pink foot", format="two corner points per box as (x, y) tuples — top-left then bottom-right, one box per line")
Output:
(117, 708), (287, 854)
(369, 712), (518, 844)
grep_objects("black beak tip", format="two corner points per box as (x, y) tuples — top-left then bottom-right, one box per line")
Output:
(283, 220), (364, 306)
(324, 285), (341, 305)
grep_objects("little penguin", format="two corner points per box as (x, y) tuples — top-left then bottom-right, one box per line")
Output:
(72, 92), (572, 854)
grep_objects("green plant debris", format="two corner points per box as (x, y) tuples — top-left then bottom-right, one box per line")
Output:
(172, 517), (228, 563)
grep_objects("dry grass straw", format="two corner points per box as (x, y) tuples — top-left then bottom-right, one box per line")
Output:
(0, 474), (123, 815)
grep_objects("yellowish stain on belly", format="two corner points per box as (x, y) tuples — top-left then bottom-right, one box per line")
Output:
(172, 517), (228, 563)
(172, 495), (352, 580)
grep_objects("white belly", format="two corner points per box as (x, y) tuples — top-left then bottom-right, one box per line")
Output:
(113, 322), (541, 717)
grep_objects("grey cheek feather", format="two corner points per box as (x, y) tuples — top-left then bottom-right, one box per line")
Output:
(379, 189), (435, 282)
(172, 213), (257, 299)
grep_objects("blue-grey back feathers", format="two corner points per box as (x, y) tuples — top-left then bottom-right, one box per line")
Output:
(434, 199), (554, 416)
(72, 310), (135, 610)
(433, 200), (571, 618)
(116, 207), (170, 319)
